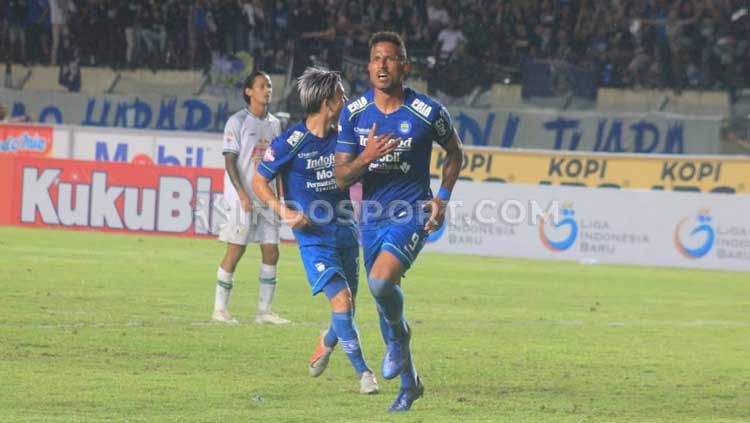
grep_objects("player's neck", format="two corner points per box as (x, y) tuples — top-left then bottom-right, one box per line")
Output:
(304, 113), (333, 139)
(373, 85), (405, 114)
(247, 103), (268, 119)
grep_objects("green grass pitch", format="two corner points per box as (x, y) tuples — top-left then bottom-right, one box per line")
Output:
(1, 226), (748, 422)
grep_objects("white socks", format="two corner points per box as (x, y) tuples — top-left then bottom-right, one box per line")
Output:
(257, 264), (277, 314)
(215, 264), (278, 314)
(215, 267), (234, 311)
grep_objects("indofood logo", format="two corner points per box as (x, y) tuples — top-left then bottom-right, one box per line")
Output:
(538, 202), (578, 252)
(674, 210), (715, 259)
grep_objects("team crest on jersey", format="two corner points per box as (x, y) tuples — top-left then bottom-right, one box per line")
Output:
(263, 146), (275, 162)
(286, 130), (304, 147)
(398, 121), (412, 135)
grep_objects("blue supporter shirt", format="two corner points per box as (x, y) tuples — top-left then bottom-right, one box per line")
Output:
(336, 87), (454, 223)
(257, 121), (357, 247)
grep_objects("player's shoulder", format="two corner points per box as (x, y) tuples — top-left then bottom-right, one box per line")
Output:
(265, 112), (281, 125)
(404, 87), (447, 122)
(342, 89), (375, 121)
(224, 109), (249, 130)
(274, 121), (309, 151)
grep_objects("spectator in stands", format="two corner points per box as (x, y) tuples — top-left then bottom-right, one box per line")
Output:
(7, 0), (28, 66)
(26, 0), (49, 65)
(435, 16), (465, 62)
(426, 0), (450, 38)
(49, 0), (66, 66)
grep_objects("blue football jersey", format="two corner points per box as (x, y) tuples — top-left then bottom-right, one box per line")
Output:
(258, 121), (357, 247)
(337, 87), (454, 223)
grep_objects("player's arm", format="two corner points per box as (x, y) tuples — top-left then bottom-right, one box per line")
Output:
(425, 104), (463, 232)
(222, 117), (252, 212)
(424, 130), (462, 232)
(334, 123), (400, 190)
(251, 173), (311, 230)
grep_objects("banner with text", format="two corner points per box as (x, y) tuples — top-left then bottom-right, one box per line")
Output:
(432, 147), (750, 194)
(3, 88), (722, 154)
(424, 180), (750, 271)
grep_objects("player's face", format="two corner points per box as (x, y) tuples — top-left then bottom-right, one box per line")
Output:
(368, 41), (408, 93)
(246, 74), (273, 106)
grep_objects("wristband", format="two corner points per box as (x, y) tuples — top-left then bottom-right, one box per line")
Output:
(437, 187), (452, 201)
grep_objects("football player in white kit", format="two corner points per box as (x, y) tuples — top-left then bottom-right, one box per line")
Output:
(212, 71), (291, 325)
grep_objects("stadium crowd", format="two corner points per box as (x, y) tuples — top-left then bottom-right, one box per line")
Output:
(2, 0), (750, 93)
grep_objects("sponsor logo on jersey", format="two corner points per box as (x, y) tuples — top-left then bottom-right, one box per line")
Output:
(286, 130), (304, 147)
(359, 135), (412, 150)
(297, 150), (320, 159)
(347, 97), (368, 114)
(263, 146), (275, 162)
(306, 153), (335, 170)
(400, 162), (412, 174)
(354, 127), (371, 135)
(410, 98), (433, 118)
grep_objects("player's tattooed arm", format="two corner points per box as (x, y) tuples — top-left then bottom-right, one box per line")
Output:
(439, 130), (463, 193)
(335, 123), (400, 190)
(251, 173), (311, 230)
(224, 152), (252, 212)
(424, 130), (463, 232)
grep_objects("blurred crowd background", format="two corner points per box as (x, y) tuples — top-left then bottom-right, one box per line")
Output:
(2, 0), (750, 97)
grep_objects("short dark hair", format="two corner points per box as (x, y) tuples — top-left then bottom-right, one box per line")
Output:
(243, 70), (270, 104)
(368, 31), (408, 60)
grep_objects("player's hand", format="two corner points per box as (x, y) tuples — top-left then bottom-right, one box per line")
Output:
(282, 208), (312, 230)
(361, 123), (401, 164)
(239, 192), (253, 213)
(422, 197), (447, 233)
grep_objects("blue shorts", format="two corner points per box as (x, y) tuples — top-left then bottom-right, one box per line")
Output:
(361, 211), (429, 275)
(299, 244), (360, 296)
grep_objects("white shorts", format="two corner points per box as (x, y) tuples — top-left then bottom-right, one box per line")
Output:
(217, 198), (280, 246)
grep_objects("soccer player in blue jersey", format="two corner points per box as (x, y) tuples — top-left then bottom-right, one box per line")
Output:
(251, 67), (379, 395)
(335, 31), (464, 412)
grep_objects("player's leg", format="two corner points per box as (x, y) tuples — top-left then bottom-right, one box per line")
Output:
(212, 242), (246, 323)
(370, 221), (429, 412)
(254, 242), (290, 324)
(213, 198), (253, 323)
(368, 251), (410, 377)
(361, 226), (391, 345)
(323, 279), (379, 394)
(253, 207), (289, 324)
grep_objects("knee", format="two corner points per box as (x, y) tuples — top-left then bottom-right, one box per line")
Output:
(262, 245), (279, 265)
(368, 278), (394, 298)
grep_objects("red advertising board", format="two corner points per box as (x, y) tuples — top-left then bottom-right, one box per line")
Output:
(0, 123), (54, 157)
(0, 156), (224, 237)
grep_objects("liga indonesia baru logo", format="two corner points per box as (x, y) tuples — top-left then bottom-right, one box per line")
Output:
(538, 202), (578, 252)
(674, 210), (715, 259)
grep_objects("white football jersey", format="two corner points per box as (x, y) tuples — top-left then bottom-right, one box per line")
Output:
(222, 108), (281, 204)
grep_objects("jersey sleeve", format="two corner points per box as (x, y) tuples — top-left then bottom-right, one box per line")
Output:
(257, 133), (294, 181)
(222, 115), (241, 155)
(336, 108), (359, 155)
(431, 104), (454, 148)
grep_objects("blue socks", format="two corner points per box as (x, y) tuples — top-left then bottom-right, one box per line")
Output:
(331, 310), (369, 374)
(369, 278), (408, 340)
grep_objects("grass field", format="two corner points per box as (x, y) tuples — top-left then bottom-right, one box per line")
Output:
(0, 226), (748, 422)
